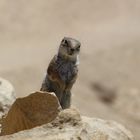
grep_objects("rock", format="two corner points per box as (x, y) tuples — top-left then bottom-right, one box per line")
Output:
(0, 77), (15, 117)
(82, 117), (134, 140)
(0, 108), (134, 140)
(51, 108), (81, 128)
(1, 91), (61, 136)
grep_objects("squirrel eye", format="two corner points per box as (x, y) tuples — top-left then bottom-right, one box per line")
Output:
(76, 45), (80, 50)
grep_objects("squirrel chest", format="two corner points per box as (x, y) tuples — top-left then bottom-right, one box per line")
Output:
(57, 60), (78, 83)
(47, 56), (78, 86)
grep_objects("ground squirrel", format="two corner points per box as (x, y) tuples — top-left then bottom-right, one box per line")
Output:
(40, 37), (81, 109)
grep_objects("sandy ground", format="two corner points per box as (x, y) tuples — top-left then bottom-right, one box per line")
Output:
(0, 0), (140, 139)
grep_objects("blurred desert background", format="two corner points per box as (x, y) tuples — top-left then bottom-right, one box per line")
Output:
(0, 0), (140, 139)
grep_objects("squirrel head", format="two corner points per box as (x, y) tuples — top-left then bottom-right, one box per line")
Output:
(58, 37), (81, 59)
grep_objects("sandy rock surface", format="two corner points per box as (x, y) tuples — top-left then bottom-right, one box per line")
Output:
(1, 91), (60, 135)
(0, 109), (134, 140)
